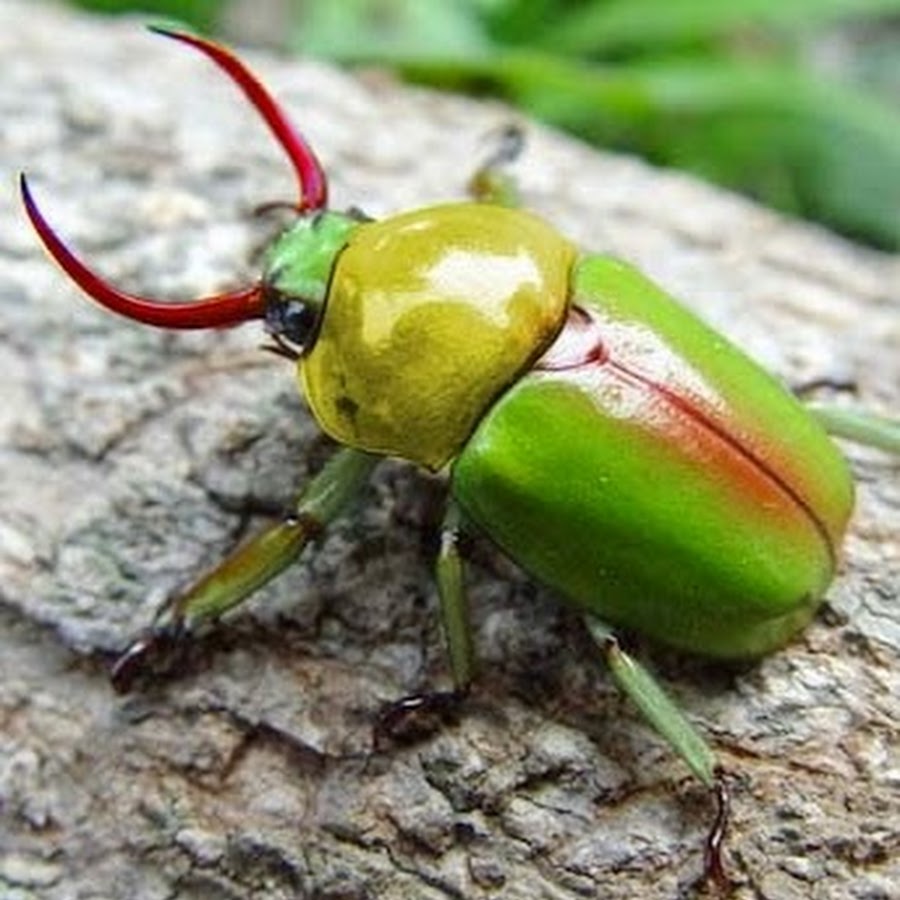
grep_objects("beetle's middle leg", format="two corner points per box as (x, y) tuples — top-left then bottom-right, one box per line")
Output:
(584, 617), (731, 890)
(375, 501), (475, 745)
(111, 447), (379, 691)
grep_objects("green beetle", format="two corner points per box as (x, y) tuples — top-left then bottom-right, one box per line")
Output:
(21, 28), (898, 888)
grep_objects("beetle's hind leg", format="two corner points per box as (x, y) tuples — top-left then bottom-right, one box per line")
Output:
(111, 447), (378, 691)
(468, 124), (525, 207)
(806, 404), (900, 456)
(375, 501), (475, 746)
(792, 379), (900, 456)
(584, 617), (731, 891)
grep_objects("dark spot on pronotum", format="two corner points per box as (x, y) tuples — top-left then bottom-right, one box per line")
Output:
(336, 395), (360, 421)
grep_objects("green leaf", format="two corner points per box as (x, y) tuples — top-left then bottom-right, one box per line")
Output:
(541, 0), (900, 55)
(291, 0), (492, 59)
(69, 0), (225, 32)
(368, 50), (900, 248)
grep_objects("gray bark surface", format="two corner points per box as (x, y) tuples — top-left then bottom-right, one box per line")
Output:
(1, 3), (898, 898)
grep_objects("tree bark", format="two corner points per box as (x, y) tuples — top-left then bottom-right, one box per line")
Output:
(1, 3), (898, 898)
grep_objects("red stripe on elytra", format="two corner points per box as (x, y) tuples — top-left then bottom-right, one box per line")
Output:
(538, 307), (835, 566)
(606, 358), (835, 567)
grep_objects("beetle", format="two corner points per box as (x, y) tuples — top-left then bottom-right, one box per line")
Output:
(21, 27), (900, 889)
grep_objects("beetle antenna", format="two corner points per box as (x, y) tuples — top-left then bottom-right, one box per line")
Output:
(149, 25), (328, 212)
(20, 174), (266, 329)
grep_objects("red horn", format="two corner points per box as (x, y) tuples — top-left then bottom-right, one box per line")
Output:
(20, 28), (330, 329)
(21, 174), (265, 329)
(149, 26), (327, 212)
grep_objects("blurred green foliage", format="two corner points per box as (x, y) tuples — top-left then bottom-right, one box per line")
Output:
(67, 0), (900, 249)
(70, 0), (220, 31)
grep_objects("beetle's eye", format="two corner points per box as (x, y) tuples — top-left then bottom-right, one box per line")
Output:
(264, 293), (320, 347)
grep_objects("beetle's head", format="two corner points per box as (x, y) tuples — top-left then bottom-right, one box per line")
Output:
(260, 212), (359, 350)
(20, 27), (350, 349)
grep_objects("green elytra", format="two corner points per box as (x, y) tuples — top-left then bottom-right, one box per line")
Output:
(21, 29), (899, 889)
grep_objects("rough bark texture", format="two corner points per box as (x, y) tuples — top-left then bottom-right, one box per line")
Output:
(2, 3), (898, 899)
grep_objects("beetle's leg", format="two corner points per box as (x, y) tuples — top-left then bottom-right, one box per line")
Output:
(467, 124), (525, 207)
(793, 378), (900, 456)
(584, 617), (730, 890)
(375, 502), (474, 746)
(806, 404), (900, 456)
(793, 376), (858, 396)
(111, 448), (378, 692)
(436, 502), (476, 689)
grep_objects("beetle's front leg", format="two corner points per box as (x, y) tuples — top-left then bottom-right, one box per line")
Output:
(584, 617), (730, 890)
(111, 447), (379, 691)
(468, 124), (525, 207)
(375, 502), (475, 746)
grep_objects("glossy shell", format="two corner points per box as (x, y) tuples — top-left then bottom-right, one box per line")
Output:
(452, 256), (854, 658)
(301, 203), (575, 469)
